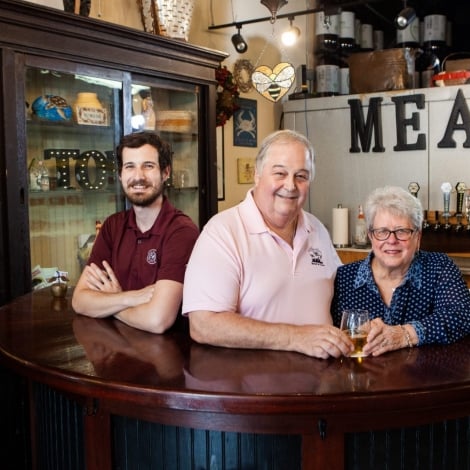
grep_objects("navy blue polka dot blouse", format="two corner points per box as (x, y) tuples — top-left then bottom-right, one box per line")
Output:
(331, 251), (470, 345)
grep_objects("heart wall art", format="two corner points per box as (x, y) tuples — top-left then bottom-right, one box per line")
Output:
(252, 62), (295, 102)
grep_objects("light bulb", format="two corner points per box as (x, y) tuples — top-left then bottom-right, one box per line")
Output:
(281, 20), (300, 47)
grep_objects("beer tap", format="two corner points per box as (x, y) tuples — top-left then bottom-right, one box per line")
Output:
(433, 210), (441, 231)
(440, 182), (452, 231)
(455, 182), (466, 233)
(465, 190), (470, 232)
(422, 209), (430, 231)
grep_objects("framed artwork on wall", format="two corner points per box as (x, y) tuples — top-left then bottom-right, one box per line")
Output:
(216, 126), (225, 200)
(233, 98), (257, 147)
(237, 158), (255, 184)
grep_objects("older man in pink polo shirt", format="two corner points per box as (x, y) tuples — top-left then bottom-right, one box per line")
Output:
(183, 130), (353, 359)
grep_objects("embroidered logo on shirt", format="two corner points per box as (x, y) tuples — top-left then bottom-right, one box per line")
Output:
(147, 249), (158, 265)
(309, 248), (325, 266)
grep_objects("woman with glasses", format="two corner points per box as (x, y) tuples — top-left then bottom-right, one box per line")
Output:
(331, 185), (470, 356)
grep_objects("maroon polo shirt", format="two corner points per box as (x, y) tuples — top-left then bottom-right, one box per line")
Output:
(88, 198), (199, 291)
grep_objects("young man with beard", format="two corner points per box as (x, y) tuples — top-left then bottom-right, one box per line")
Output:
(72, 131), (199, 333)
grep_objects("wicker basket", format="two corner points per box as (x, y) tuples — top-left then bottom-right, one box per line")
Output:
(137, 0), (194, 41)
(348, 48), (416, 94)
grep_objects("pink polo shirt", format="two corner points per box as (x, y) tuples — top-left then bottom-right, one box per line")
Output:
(182, 191), (341, 325)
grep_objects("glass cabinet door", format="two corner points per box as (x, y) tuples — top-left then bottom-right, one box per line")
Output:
(130, 79), (200, 226)
(25, 65), (124, 287)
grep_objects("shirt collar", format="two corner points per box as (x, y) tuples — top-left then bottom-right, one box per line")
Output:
(354, 251), (423, 290)
(127, 196), (173, 236)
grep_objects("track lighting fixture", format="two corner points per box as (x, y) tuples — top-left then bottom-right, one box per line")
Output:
(395, 1), (416, 30)
(281, 17), (300, 46)
(231, 25), (248, 53)
(210, 1), (388, 33)
(261, 0), (288, 22)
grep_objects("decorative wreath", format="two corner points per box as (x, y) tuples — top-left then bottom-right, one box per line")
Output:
(216, 65), (240, 127)
(233, 59), (255, 93)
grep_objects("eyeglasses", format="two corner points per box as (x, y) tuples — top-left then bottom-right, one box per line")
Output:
(369, 228), (415, 241)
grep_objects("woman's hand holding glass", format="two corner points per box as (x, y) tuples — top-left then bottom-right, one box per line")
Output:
(362, 318), (411, 356)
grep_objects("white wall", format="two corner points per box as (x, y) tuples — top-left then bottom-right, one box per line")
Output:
(284, 85), (470, 239)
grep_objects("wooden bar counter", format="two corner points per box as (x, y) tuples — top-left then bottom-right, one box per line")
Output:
(0, 289), (469, 469)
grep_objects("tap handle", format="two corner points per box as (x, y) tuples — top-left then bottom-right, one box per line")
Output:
(465, 190), (470, 221)
(456, 182), (467, 215)
(441, 182), (452, 217)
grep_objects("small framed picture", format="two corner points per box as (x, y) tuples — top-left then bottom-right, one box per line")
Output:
(237, 158), (255, 184)
(233, 98), (257, 147)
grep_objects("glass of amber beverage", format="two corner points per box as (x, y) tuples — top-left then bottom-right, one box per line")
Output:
(340, 309), (370, 357)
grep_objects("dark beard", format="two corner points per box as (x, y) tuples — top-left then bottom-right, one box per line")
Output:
(124, 182), (164, 207)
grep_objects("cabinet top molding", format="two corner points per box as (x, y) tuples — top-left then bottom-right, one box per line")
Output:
(0, 0), (227, 82)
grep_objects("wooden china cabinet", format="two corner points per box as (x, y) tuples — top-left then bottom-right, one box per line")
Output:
(0, 2), (225, 467)
(0, 0), (226, 306)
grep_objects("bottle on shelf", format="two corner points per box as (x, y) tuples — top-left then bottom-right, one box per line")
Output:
(373, 30), (384, 50)
(359, 23), (374, 52)
(315, 52), (339, 97)
(354, 205), (368, 247)
(38, 160), (50, 191)
(446, 18), (453, 54)
(314, 10), (339, 54)
(396, 17), (420, 49)
(354, 18), (362, 51)
(396, 15), (420, 88)
(314, 10), (340, 97)
(338, 11), (356, 54)
(417, 2), (448, 88)
(338, 11), (356, 95)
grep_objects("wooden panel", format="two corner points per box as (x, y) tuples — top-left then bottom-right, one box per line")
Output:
(338, 249), (470, 287)
(345, 418), (470, 470)
(337, 249), (369, 264)
(112, 417), (302, 470)
(33, 382), (85, 470)
(0, 366), (31, 470)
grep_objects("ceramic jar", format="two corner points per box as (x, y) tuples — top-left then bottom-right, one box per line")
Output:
(73, 92), (107, 125)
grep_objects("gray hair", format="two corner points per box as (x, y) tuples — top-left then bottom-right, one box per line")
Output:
(364, 186), (423, 231)
(255, 129), (315, 180)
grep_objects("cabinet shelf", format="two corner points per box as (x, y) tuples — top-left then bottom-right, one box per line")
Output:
(27, 119), (113, 135)
(157, 130), (198, 141)
(29, 188), (118, 197)
(167, 186), (198, 192)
